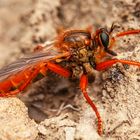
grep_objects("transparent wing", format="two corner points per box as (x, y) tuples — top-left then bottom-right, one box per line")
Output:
(0, 41), (69, 82)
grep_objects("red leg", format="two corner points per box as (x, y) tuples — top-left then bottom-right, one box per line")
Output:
(0, 66), (42, 97)
(0, 62), (70, 97)
(47, 62), (71, 78)
(115, 29), (140, 38)
(109, 29), (140, 50)
(80, 74), (102, 135)
(96, 59), (140, 71)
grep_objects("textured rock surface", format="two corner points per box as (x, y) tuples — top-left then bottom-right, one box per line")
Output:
(0, 98), (38, 140)
(102, 46), (140, 138)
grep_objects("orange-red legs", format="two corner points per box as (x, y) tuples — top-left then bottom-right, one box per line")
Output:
(109, 29), (140, 50)
(84, 58), (140, 135)
(48, 63), (103, 136)
(0, 67), (42, 97)
(47, 62), (70, 78)
(43, 63), (104, 135)
(0, 62), (70, 97)
(80, 74), (102, 135)
(96, 59), (140, 71)
(116, 29), (140, 37)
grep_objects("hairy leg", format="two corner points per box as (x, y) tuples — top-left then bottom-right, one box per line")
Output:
(95, 59), (140, 71)
(80, 74), (102, 135)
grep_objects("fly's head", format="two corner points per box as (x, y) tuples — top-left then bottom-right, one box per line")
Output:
(92, 24), (117, 57)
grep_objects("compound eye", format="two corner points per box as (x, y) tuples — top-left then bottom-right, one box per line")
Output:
(100, 32), (109, 49)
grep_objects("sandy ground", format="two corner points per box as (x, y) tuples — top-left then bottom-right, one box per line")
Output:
(0, 0), (139, 140)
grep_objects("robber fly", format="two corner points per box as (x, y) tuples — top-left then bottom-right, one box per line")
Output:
(0, 23), (140, 135)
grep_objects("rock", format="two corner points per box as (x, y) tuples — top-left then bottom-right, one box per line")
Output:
(0, 98), (38, 140)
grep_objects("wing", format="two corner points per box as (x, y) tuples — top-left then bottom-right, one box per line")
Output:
(0, 41), (70, 82)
